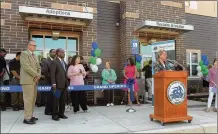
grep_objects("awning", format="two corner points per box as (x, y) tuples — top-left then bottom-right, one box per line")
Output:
(19, 6), (93, 26)
(135, 20), (194, 35)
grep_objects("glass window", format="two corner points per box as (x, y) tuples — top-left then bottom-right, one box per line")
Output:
(32, 35), (44, 50)
(67, 37), (77, 52)
(45, 36), (66, 50)
(34, 50), (43, 62)
(186, 49), (201, 77)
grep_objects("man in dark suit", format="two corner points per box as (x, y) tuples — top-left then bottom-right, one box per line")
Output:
(50, 48), (69, 121)
(41, 49), (56, 115)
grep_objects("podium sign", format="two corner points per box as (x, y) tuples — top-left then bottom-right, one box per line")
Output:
(149, 71), (193, 126)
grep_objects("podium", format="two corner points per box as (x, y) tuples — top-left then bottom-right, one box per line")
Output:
(149, 71), (193, 126)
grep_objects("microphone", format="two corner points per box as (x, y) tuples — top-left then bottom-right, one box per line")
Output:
(166, 59), (186, 71)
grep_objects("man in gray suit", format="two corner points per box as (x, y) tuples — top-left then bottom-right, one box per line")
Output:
(41, 49), (56, 115)
(50, 48), (69, 121)
(20, 40), (41, 124)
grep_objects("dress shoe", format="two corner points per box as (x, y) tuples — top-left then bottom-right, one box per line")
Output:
(19, 105), (24, 110)
(36, 103), (41, 107)
(213, 108), (217, 112)
(205, 108), (210, 112)
(59, 115), (68, 119)
(12, 107), (19, 111)
(23, 119), (36, 124)
(1, 107), (6, 111)
(45, 112), (52, 115)
(31, 117), (38, 121)
(52, 116), (60, 121)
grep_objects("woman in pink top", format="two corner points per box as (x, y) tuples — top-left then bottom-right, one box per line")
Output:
(206, 59), (217, 112)
(67, 55), (89, 113)
(124, 58), (140, 106)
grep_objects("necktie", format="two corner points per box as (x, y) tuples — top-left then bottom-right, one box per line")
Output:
(61, 60), (66, 71)
(31, 53), (37, 64)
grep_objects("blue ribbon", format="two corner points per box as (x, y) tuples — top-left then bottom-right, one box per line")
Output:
(0, 84), (127, 92)
(126, 78), (135, 102)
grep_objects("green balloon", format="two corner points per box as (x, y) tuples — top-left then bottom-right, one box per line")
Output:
(90, 57), (97, 64)
(202, 69), (209, 75)
(136, 62), (141, 70)
(199, 61), (204, 66)
(94, 49), (102, 57)
(201, 65), (207, 71)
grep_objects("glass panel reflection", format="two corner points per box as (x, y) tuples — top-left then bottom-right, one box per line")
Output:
(68, 37), (77, 51)
(45, 36), (66, 50)
(32, 35), (44, 50)
(191, 53), (198, 63)
(34, 50), (43, 62)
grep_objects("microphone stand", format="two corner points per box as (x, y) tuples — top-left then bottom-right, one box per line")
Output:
(167, 59), (186, 71)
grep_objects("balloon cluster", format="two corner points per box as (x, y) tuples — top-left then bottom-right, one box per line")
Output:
(196, 55), (209, 77)
(89, 42), (102, 73)
(135, 55), (142, 70)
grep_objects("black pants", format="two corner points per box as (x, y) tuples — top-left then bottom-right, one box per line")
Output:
(71, 91), (87, 112)
(0, 80), (10, 107)
(52, 88), (67, 117)
(104, 90), (114, 103)
(45, 91), (53, 114)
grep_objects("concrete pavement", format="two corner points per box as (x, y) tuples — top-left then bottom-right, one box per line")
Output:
(1, 100), (217, 133)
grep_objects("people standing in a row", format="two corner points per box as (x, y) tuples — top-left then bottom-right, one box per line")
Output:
(50, 48), (69, 121)
(36, 58), (46, 107)
(206, 58), (217, 112)
(68, 55), (89, 114)
(41, 49), (56, 115)
(102, 61), (117, 107)
(0, 48), (9, 111)
(9, 52), (24, 111)
(124, 57), (140, 106)
(20, 40), (41, 124)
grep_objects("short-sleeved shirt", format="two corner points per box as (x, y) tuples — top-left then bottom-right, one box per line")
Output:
(9, 58), (20, 78)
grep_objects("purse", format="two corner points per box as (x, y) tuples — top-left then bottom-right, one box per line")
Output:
(211, 81), (217, 94)
(212, 87), (217, 94)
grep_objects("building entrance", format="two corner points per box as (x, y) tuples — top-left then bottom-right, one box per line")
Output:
(30, 30), (79, 62)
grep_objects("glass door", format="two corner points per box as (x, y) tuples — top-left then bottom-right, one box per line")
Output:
(31, 30), (79, 63)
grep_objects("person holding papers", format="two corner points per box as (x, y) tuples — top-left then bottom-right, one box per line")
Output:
(67, 55), (89, 114)
(50, 48), (69, 121)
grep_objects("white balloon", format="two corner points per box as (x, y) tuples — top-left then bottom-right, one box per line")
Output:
(91, 65), (98, 73)
(197, 72), (203, 78)
(196, 66), (201, 72)
(90, 64), (94, 68)
(96, 58), (102, 65)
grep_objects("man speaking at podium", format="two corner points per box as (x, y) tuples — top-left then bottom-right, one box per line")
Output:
(154, 49), (184, 74)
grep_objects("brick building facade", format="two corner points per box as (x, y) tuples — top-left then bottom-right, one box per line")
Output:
(1, 0), (217, 104)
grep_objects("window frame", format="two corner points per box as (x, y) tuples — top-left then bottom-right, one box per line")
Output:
(186, 49), (201, 78)
(30, 29), (80, 62)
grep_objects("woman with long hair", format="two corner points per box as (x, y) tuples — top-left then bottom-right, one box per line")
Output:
(124, 57), (140, 105)
(206, 58), (217, 112)
(102, 61), (117, 107)
(67, 55), (89, 113)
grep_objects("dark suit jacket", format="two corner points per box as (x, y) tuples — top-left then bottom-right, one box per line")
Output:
(41, 58), (52, 85)
(50, 58), (69, 89)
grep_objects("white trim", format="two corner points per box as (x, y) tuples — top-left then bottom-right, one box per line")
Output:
(19, 6), (93, 20)
(186, 49), (201, 78)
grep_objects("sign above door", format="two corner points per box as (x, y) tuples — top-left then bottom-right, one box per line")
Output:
(19, 6), (93, 20)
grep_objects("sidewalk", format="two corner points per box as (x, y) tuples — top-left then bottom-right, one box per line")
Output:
(1, 100), (217, 133)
